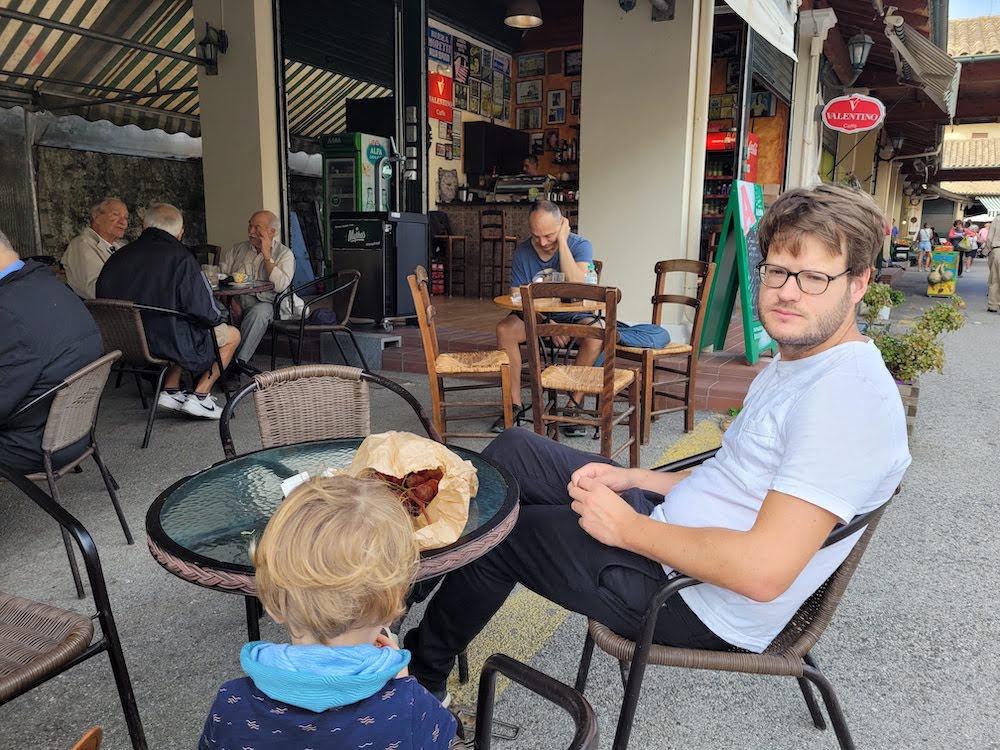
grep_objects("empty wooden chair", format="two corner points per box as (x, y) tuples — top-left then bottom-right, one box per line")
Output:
(478, 209), (517, 299)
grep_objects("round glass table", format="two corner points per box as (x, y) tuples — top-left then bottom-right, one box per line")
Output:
(146, 438), (519, 638)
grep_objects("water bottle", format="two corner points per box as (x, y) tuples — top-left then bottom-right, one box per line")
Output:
(583, 263), (598, 285)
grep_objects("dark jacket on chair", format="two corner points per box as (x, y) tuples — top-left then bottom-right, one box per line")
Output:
(0, 260), (104, 472)
(96, 227), (223, 373)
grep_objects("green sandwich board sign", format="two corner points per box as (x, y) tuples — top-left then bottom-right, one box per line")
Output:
(700, 180), (778, 365)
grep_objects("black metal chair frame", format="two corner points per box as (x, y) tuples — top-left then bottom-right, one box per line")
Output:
(0, 352), (131, 599)
(574, 447), (890, 750)
(0, 463), (148, 750)
(476, 653), (597, 750)
(268, 270), (370, 371)
(88, 300), (234, 449)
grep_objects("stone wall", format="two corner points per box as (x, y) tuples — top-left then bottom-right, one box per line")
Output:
(35, 145), (323, 263)
(36, 146), (207, 256)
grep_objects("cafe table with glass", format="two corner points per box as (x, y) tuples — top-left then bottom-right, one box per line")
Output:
(146, 437), (519, 639)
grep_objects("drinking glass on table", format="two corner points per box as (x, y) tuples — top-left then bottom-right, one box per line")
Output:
(202, 264), (220, 286)
(550, 271), (566, 283)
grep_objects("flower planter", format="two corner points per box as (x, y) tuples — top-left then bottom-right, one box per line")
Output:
(895, 378), (919, 440)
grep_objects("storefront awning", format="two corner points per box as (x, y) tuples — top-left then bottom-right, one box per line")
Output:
(978, 197), (1000, 216)
(0, 1), (391, 139)
(883, 11), (960, 119)
(723, 0), (798, 61)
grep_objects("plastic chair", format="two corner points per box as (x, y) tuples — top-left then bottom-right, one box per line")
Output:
(615, 260), (715, 441)
(475, 653), (597, 750)
(407, 266), (514, 441)
(0, 352), (131, 599)
(0, 463), (147, 750)
(85, 299), (233, 448)
(268, 270), (369, 371)
(219, 364), (441, 459)
(575, 448), (891, 750)
(522, 282), (640, 467)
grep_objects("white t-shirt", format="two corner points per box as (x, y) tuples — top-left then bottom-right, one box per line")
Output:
(649, 340), (910, 652)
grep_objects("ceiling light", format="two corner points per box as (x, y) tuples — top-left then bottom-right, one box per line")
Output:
(847, 32), (874, 75)
(505, 0), (543, 29)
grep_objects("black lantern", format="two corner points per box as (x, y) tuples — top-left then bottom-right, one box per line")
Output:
(847, 32), (875, 77)
(504, 0), (543, 29)
(197, 23), (230, 76)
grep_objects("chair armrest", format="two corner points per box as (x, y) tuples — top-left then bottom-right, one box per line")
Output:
(650, 447), (719, 473)
(476, 653), (597, 750)
(1, 380), (66, 426)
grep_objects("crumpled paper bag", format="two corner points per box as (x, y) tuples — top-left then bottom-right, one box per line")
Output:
(348, 431), (478, 551)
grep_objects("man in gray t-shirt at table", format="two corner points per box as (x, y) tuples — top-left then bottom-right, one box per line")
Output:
(493, 199), (600, 433)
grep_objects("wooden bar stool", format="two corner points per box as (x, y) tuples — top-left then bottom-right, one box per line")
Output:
(479, 209), (517, 299)
(429, 211), (467, 296)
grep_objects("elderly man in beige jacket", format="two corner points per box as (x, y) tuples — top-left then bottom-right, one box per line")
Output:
(986, 217), (1000, 313)
(218, 210), (295, 370)
(62, 197), (129, 299)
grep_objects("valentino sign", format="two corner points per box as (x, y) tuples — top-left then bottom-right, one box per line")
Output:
(821, 94), (886, 134)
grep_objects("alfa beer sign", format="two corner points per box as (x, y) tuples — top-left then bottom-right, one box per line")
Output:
(821, 94), (886, 134)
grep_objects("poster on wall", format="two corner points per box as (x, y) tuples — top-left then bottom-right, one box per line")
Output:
(517, 52), (545, 78)
(454, 83), (468, 111)
(470, 46), (482, 80)
(428, 72), (454, 122)
(481, 48), (494, 79)
(493, 50), (511, 75)
(517, 106), (541, 130)
(564, 48), (582, 76)
(516, 79), (542, 104)
(452, 109), (462, 159)
(546, 89), (566, 125)
(453, 38), (469, 84)
(480, 86), (493, 118)
(428, 28), (452, 67)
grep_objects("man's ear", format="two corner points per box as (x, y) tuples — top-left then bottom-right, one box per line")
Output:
(177, 229), (185, 241)
(850, 267), (872, 304)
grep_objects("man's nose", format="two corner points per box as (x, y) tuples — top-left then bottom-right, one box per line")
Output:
(776, 274), (802, 298)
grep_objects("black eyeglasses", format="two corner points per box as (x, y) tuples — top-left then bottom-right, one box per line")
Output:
(756, 262), (851, 295)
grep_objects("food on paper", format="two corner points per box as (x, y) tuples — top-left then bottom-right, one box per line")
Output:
(357, 467), (445, 525)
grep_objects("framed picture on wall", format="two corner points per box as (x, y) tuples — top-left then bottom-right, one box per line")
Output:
(481, 48), (494, 78)
(454, 83), (468, 110)
(544, 128), (560, 151)
(571, 98), (580, 116)
(546, 50), (562, 75)
(564, 48), (582, 77)
(530, 132), (544, 155)
(517, 51), (545, 79)
(546, 89), (566, 124)
(726, 59), (740, 93)
(516, 79), (542, 104)
(516, 106), (542, 130)
(571, 80), (582, 98)
(749, 91), (777, 117)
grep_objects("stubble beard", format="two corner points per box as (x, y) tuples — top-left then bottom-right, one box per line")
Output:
(761, 286), (854, 358)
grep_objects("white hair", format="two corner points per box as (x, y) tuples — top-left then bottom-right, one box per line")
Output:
(143, 203), (184, 236)
(91, 197), (126, 220)
(253, 210), (281, 234)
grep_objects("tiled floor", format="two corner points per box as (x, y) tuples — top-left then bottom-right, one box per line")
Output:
(375, 294), (768, 412)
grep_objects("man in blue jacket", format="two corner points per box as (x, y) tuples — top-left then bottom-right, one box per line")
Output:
(0, 228), (103, 471)
(97, 203), (240, 420)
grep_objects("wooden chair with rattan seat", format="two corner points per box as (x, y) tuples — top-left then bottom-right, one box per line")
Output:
(522, 282), (640, 467)
(219, 364), (441, 459)
(85, 299), (233, 448)
(574, 448), (890, 750)
(478, 209), (518, 299)
(615, 260), (715, 442)
(0, 352), (132, 599)
(268, 270), (369, 371)
(70, 727), (103, 750)
(0, 464), (147, 750)
(407, 266), (513, 441)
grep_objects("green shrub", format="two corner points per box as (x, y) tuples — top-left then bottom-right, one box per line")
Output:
(873, 296), (965, 382)
(861, 282), (905, 329)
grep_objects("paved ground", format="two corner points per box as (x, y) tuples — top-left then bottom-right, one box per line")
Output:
(2, 260), (998, 749)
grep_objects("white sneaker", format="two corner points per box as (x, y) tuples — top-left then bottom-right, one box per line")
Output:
(157, 390), (188, 412)
(180, 394), (223, 420)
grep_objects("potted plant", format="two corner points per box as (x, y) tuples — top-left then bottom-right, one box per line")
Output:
(860, 281), (905, 330)
(871, 295), (965, 439)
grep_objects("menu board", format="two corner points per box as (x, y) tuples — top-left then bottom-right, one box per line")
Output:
(700, 180), (777, 365)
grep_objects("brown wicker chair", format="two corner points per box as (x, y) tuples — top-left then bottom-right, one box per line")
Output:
(85, 299), (233, 448)
(268, 270), (369, 370)
(408, 266), (514, 441)
(522, 282), (640, 467)
(0, 463), (147, 750)
(574, 448), (891, 750)
(615, 260), (715, 442)
(1, 352), (131, 599)
(70, 728), (103, 750)
(219, 364), (441, 459)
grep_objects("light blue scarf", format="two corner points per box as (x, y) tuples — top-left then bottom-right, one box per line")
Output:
(241, 641), (410, 712)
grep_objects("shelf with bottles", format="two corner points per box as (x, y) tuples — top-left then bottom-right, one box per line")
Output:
(704, 175), (734, 181)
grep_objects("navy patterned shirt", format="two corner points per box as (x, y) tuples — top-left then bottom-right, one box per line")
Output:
(199, 675), (457, 750)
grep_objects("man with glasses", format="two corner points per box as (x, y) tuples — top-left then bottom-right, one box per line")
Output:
(403, 184), (911, 701)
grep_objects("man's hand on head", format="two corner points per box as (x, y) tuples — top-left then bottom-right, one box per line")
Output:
(557, 216), (571, 245)
(568, 474), (640, 549)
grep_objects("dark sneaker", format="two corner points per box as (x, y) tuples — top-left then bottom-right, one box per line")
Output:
(559, 423), (587, 438)
(491, 404), (527, 433)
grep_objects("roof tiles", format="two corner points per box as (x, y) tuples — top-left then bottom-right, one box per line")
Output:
(948, 16), (1000, 58)
(942, 138), (1000, 169)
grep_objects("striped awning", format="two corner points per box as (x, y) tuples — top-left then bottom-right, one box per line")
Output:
(0, 0), (389, 139)
(979, 197), (1000, 216)
(883, 11), (960, 119)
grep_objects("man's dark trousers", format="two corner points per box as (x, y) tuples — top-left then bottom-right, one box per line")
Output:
(404, 428), (727, 694)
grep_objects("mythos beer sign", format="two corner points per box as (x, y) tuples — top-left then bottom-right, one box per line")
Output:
(821, 94), (886, 134)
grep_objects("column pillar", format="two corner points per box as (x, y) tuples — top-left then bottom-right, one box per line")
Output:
(873, 159), (901, 261)
(193, 0), (281, 250)
(579, 0), (713, 321)
(786, 9), (838, 189)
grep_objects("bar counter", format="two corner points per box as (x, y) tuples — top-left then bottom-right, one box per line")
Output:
(433, 201), (579, 297)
